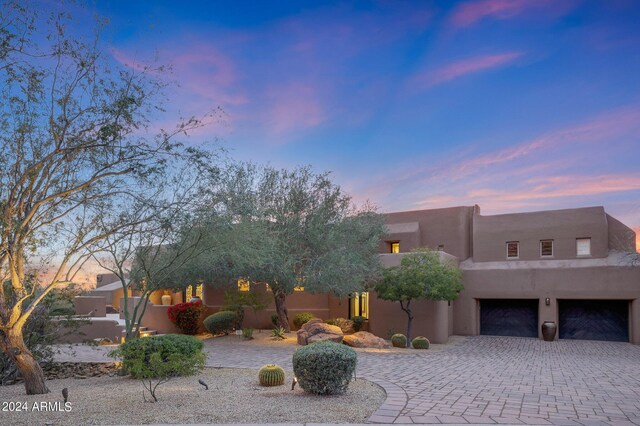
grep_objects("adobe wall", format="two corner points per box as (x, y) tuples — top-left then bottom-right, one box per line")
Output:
(454, 264), (640, 343)
(607, 214), (637, 252)
(382, 206), (474, 259)
(473, 207), (609, 262)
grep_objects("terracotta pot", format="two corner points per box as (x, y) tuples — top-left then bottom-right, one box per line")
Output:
(541, 321), (557, 341)
(161, 294), (172, 306)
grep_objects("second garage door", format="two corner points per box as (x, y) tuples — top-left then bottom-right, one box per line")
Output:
(559, 300), (629, 342)
(480, 299), (538, 338)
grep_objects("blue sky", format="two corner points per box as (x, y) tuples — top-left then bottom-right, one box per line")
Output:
(76, 0), (640, 241)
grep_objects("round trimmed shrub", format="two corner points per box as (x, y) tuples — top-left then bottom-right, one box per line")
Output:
(167, 300), (205, 335)
(391, 333), (407, 348)
(203, 310), (237, 335)
(258, 364), (285, 386)
(412, 336), (430, 349)
(292, 340), (357, 395)
(293, 312), (315, 329)
(109, 334), (205, 379)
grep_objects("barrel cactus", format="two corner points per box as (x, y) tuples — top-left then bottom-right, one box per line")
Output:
(258, 364), (285, 387)
(391, 333), (407, 348)
(412, 336), (430, 349)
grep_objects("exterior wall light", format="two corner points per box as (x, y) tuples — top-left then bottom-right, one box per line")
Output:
(545, 297), (550, 306)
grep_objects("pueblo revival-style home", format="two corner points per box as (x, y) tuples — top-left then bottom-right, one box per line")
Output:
(74, 205), (640, 344)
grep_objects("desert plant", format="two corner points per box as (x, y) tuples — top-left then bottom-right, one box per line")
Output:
(271, 314), (279, 327)
(292, 340), (357, 395)
(167, 300), (205, 335)
(203, 311), (237, 335)
(351, 316), (366, 332)
(293, 312), (315, 329)
(391, 333), (407, 348)
(412, 336), (430, 349)
(258, 364), (285, 386)
(242, 328), (254, 340)
(109, 334), (205, 402)
(272, 326), (286, 340)
(325, 317), (353, 333)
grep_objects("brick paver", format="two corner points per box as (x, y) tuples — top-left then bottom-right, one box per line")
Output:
(203, 336), (640, 425)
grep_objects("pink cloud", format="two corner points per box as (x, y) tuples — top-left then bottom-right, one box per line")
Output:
(261, 82), (325, 137)
(449, 0), (577, 28)
(416, 52), (522, 88)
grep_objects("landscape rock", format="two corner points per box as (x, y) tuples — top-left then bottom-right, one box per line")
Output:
(343, 331), (390, 349)
(297, 319), (343, 345)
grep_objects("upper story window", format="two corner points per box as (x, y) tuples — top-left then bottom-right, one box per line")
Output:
(540, 240), (554, 257)
(237, 279), (250, 292)
(507, 241), (519, 259)
(389, 242), (400, 253)
(576, 238), (591, 256)
(437, 244), (444, 251)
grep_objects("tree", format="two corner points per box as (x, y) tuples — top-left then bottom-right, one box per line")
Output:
(375, 248), (463, 346)
(0, 3), (217, 394)
(181, 164), (386, 331)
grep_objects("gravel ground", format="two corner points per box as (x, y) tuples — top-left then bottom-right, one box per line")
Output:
(1, 367), (385, 425)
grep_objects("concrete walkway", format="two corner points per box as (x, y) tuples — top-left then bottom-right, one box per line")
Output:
(56, 336), (640, 425)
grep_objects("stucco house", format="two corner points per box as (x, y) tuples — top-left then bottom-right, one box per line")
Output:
(73, 204), (640, 344)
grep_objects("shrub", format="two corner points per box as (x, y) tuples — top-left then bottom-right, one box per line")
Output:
(242, 328), (254, 340)
(109, 334), (205, 402)
(203, 310), (237, 335)
(412, 336), (430, 349)
(292, 340), (357, 395)
(271, 314), (279, 327)
(391, 333), (407, 348)
(167, 300), (205, 335)
(351, 316), (366, 332)
(293, 312), (315, 329)
(258, 364), (285, 386)
(272, 326), (286, 340)
(325, 317), (353, 333)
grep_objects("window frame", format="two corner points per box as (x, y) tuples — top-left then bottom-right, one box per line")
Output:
(540, 239), (554, 257)
(506, 241), (519, 259)
(576, 237), (592, 257)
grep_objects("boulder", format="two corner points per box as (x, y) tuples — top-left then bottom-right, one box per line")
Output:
(343, 331), (390, 349)
(297, 319), (344, 345)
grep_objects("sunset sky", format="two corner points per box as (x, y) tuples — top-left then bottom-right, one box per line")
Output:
(72, 1), (640, 244)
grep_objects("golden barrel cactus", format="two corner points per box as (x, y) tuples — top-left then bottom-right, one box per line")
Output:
(258, 364), (285, 387)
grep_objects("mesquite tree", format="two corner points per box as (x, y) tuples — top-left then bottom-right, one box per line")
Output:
(375, 249), (463, 346)
(183, 164), (386, 331)
(0, 3), (215, 394)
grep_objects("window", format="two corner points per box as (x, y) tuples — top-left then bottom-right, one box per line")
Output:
(437, 245), (444, 251)
(184, 283), (203, 302)
(577, 238), (591, 256)
(293, 286), (304, 292)
(507, 241), (519, 259)
(390, 242), (400, 253)
(349, 292), (369, 319)
(237, 279), (250, 292)
(540, 240), (553, 257)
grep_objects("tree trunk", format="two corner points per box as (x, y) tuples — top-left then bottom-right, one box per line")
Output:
(3, 329), (50, 394)
(273, 289), (290, 332)
(400, 300), (414, 348)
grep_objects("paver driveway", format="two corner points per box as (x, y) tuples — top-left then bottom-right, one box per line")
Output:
(204, 336), (640, 425)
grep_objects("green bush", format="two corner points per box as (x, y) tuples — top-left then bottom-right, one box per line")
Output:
(242, 328), (254, 340)
(292, 340), (357, 395)
(271, 314), (279, 327)
(293, 312), (315, 329)
(203, 310), (237, 335)
(412, 336), (430, 349)
(109, 334), (205, 380)
(391, 333), (407, 348)
(351, 316), (366, 332)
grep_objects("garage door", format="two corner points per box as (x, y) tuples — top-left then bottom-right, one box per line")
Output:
(480, 299), (538, 337)
(559, 300), (629, 342)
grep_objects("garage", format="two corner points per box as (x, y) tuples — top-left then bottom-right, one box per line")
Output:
(480, 299), (538, 338)
(559, 300), (629, 342)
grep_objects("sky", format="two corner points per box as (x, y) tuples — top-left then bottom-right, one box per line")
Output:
(64, 1), (640, 248)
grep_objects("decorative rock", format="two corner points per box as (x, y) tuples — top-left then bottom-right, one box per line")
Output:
(343, 331), (390, 349)
(93, 337), (113, 346)
(297, 319), (343, 345)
